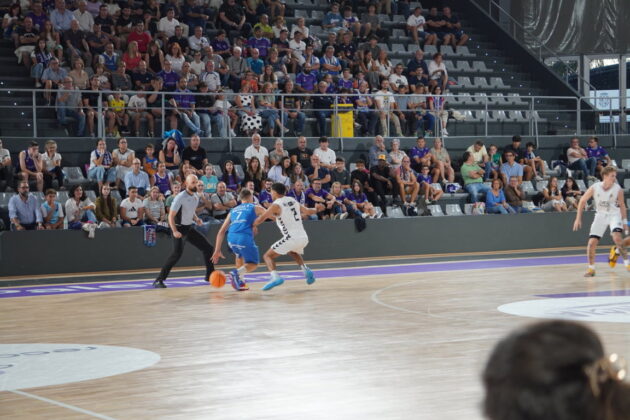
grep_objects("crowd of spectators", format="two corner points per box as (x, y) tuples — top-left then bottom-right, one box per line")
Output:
(4, 0), (469, 138)
(4, 133), (618, 232)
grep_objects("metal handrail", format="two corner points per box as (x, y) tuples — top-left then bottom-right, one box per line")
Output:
(470, 0), (599, 96)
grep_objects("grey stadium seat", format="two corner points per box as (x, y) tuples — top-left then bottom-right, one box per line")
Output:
(64, 166), (88, 186)
(445, 204), (464, 216)
(472, 61), (491, 72)
(428, 204), (444, 216)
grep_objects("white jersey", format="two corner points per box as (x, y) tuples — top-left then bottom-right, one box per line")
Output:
(592, 182), (621, 215)
(274, 196), (307, 239)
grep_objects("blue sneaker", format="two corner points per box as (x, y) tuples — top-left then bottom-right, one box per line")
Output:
(229, 270), (249, 291)
(262, 276), (284, 291)
(304, 267), (315, 285)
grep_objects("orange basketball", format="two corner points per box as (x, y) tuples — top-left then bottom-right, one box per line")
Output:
(209, 270), (226, 288)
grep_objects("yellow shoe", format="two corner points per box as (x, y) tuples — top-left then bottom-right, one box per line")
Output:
(609, 246), (619, 268)
(584, 268), (596, 277)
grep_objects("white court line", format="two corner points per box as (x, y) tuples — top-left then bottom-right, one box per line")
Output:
(9, 390), (117, 420)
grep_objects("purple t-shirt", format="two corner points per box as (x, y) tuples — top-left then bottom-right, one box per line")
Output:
(337, 78), (353, 91)
(296, 72), (317, 91)
(347, 192), (367, 204)
(287, 189), (306, 205)
(417, 173), (432, 184)
(211, 38), (230, 52)
(586, 145), (608, 161)
(172, 88), (195, 109)
(410, 146), (430, 160)
(305, 187), (328, 207)
(259, 189), (273, 205)
(248, 36), (271, 57)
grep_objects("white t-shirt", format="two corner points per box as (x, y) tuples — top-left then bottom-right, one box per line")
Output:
(190, 60), (205, 76)
(113, 148), (134, 167)
(466, 145), (488, 164)
(389, 73), (408, 89)
(158, 17), (179, 38)
(406, 14), (426, 31)
(201, 71), (221, 92)
(188, 35), (209, 52)
(0, 148), (10, 162)
(313, 147), (336, 166)
(120, 197), (144, 219)
(290, 24), (309, 39)
(428, 60), (448, 80)
(244, 145), (269, 164)
(165, 54), (185, 73)
(42, 152), (61, 172)
(65, 197), (94, 223)
(127, 95), (147, 110)
(567, 147), (584, 164)
(289, 39), (306, 54)
(274, 196), (307, 239)
(374, 90), (395, 111)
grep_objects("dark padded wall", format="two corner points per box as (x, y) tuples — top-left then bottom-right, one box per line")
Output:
(0, 212), (603, 277)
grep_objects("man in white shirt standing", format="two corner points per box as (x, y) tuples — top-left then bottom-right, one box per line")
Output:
(244, 133), (269, 170)
(374, 79), (403, 137)
(313, 136), (336, 170)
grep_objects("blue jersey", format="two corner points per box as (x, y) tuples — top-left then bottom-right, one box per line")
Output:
(228, 203), (257, 236)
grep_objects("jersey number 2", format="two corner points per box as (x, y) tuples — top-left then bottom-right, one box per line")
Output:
(291, 207), (300, 221)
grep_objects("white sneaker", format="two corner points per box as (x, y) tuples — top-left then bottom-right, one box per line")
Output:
(535, 175), (543, 181)
(339, 212), (348, 220)
(442, 128), (449, 136)
(98, 222), (109, 229)
(229, 128), (237, 137)
(88, 224), (96, 239)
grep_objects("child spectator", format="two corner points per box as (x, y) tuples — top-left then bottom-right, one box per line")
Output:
(220, 160), (241, 193)
(165, 181), (181, 211)
(346, 180), (378, 218)
(542, 177), (568, 212)
(561, 177), (583, 211)
(41, 188), (65, 229)
(331, 157), (351, 190)
(143, 186), (168, 228)
(200, 163), (219, 194)
(42, 140), (64, 190)
(106, 90), (130, 136)
(417, 165), (443, 204)
(142, 143), (158, 178)
(120, 186), (145, 227)
(153, 162), (174, 198)
(95, 184), (120, 228)
(329, 182), (349, 219)
(524, 142), (545, 181)
(487, 144), (502, 181)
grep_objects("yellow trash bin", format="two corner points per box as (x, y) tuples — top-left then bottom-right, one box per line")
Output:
(330, 103), (354, 137)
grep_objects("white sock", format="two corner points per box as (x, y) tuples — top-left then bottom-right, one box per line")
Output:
(300, 264), (309, 274)
(624, 260), (630, 267)
(271, 270), (280, 280)
(588, 265), (595, 270)
(237, 266), (247, 276)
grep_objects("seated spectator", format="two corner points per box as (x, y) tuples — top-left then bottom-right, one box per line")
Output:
(485, 178), (514, 214)
(428, 52), (448, 92)
(122, 41), (142, 73)
(313, 136), (336, 170)
(257, 82), (285, 136)
(190, 51), (205, 76)
(41, 58), (67, 105)
(280, 80), (305, 137)
(127, 88), (154, 137)
(242, 156), (265, 192)
(406, 49), (430, 91)
(409, 136), (432, 172)
(131, 60), (154, 90)
(144, 186), (168, 228)
(98, 42), (120, 72)
(182, 134), (208, 176)
(466, 140), (490, 178)
(115, 5), (134, 47)
(500, 151), (524, 186)
(567, 136), (597, 181)
(63, 20), (92, 66)
(461, 151), (490, 202)
(142, 144), (158, 179)
(428, 85), (449, 137)
(329, 182), (349, 219)
(244, 133), (269, 170)
(120, 186), (145, 227)
(486, 144), (502, 181)
(267, 156), (292, 187)
(112, 137), (135, 189)
(31, 39), (53, 88)
(407, 7), (436, 46)
(369, 135), (389, 168)
(226, 46), (249, 92)
(159, 137), (182, 179)
(188, 26), (209, 53)
(389, 64), (409, 94)
(15, 17), (39, 70)
(198, 163), (218, 195)
(68, 58), (89, 90)
(430, 138), (455, 184)
(354, 81), (378, 137)
(154, 162), (175, 197)
(41, 188), (65, 229)
(87, 139), (116, 190)
(542, 176), (568, 212)
(417, 165), (443, 203)
(220, 160), (241, 193)
(200, 61), (221, 92)
(218, 0), (251, 38)
(524, 142), (546, 181)
(322, 3), (344, 34)
(127, 21), (151, 54)
(374, 79), (403, 137)
(166, 41), (186, 73)
(248, 26), (271, 58)
(57, 77), (86, 137)
(426, 7), (454, 47)
(9, 181), (44, 230)
(503, 135), (533, 181)
(259, 178), (275, 208)
(442, 7), (469, 47)
(86, 23), (110, 63)
(235, 83), (262, 136)
(295, 62), (317, 94)
(346, 180), (377, 218)
(211, 181), (237, 219)
(124, 158), (151, 197)
(388, 139), (407, 172)
(42, 140), (64, 190)
(195, 83), (216, 137)
(483, 320), (630, 420)
(19, 141), (44, 192)
(106, 90), (130, 136)
(370, 154), (397, 215)
(313, 81), (335, 136)
(269, 138), (288, 167)
(331, 157), (350, 190)
(290, 163), (309, 189)
(306, 178), (336, 219)
(0, 139), (14, 191)
(289, 136), (313, 169)
(165, 181), (181, 211)
(65, 185), (97, 234)
(157, 60), (180, 91)
(504, 176), (531, 213)
(95, 184), (120, 228)
(157, 8), (180, 45)
(561, 177), (583, 211)
(194, 179), (214, 229)
(305, 155), (331, 189)
(586, 136), (612, 178)
(169, 77), (203, 136)
(396, 157), (420, 211)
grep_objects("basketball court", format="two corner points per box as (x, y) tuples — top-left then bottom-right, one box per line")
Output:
(1, 247), (630, 419)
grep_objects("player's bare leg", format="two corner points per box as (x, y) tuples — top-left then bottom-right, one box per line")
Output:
(609, 236), (630, 268)
(288, 251), (315, 285)
(585, 237), (598, 277)
(262, 249), (285, 291)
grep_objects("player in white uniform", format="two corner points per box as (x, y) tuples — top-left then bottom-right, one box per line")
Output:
(573, 166), (629, 277)
(253, 182), (318, 291)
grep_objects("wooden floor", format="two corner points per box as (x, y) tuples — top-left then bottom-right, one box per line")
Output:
(1, 252), (630, 420)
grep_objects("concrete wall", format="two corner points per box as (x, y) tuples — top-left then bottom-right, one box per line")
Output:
(0, 212), (602, 278)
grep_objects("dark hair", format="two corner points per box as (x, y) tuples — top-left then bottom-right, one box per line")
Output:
(319, 136), (329, 143)
(45, 188), (56, 196)
(475, 140), (484, 146)
(355, 159), (365, 165)
(512, 135), (522, 142)
(335, 157), (345, 163)
(29, 141), (39, 148)
(271, 182), (286, 195)
(462, 151), (472, 161)
(526, 142), (535, 148)
(69, 184), (86, 201)
(484, 320), (630, 420)
(128, 186), (138, 192)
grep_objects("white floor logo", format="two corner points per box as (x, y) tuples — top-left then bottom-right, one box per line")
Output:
(498, 296), (630, 323)
(0, 344), (160, 391)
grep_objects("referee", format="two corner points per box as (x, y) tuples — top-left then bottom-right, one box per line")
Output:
(153, 174), (215, 288)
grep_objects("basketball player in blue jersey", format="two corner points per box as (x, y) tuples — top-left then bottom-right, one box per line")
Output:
(212, 189), (266, 291)
(253, 183), (318, 291)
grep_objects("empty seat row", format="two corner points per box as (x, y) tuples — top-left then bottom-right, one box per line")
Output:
(448, 92), (527, 105)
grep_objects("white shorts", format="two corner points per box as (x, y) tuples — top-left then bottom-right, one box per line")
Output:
(589, 212), (623, 239)
(271, 235), (309, 255)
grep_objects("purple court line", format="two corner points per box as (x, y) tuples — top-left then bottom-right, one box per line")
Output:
(0, 254), (611, 299)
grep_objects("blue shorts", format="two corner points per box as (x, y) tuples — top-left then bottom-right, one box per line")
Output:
(227, 232), (259, 264)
